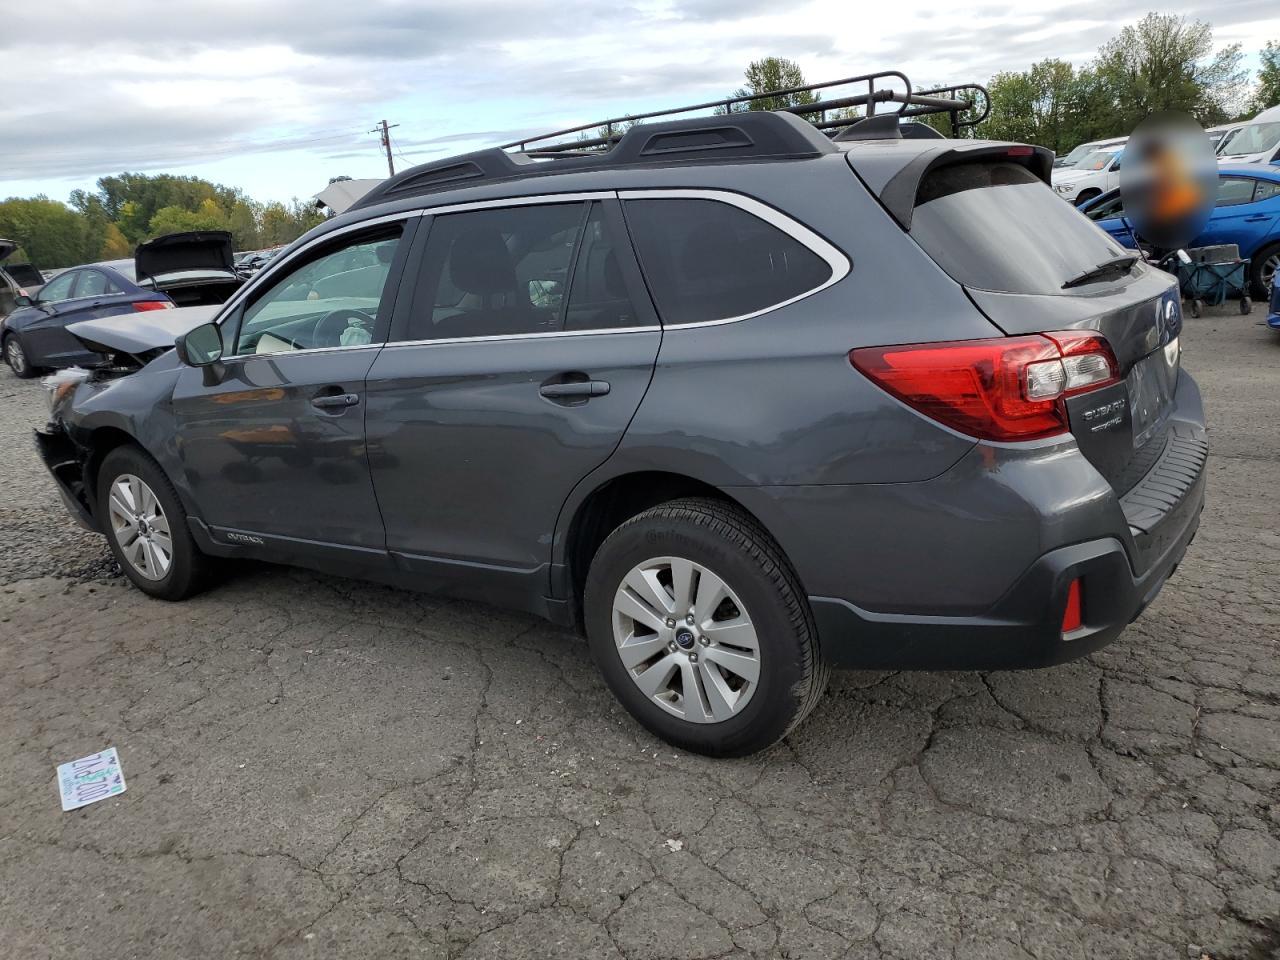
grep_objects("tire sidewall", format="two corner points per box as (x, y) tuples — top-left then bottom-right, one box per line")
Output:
(96, 446), (198, 600)
(1250, 243), (1280, 299)
(4, 334), (34, 378)
(584, 513), (809, 756)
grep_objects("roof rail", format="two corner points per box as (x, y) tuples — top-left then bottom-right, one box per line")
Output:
(349, 70), (990, 212)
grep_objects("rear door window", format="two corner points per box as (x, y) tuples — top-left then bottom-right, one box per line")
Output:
(406, 203), (586, 341)
(1217, 177), (1255, 206)
(564, 203), (642, 332)
(909, 161), (1130, 295)
(77, 271), (109, 297)
(1252, 180), (1280, 202)
(622, 197), (833, 325)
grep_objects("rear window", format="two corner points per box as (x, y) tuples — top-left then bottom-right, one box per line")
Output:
(910, 162), (1130, 295)
(3, 264), (43, 286)
(623, 198), (832, 325)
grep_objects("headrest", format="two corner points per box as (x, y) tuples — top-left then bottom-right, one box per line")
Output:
(449, 228), (515, 295)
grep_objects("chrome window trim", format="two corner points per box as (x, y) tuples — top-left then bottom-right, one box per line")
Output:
(616, 188), (851, 329)
(415, 190), (616, 217)
(220, 342), (383, 362)
(382, 324), (660, 350)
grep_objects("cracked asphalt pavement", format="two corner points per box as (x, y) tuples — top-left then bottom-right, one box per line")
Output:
(2, 305), (1278, 960)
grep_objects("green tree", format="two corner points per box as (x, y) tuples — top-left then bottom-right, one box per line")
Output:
(1254, 41), (1280, 112)
(1093, 14), (1246, 127)
(717, 57), (819, 114)
(0, 196), (101, 267)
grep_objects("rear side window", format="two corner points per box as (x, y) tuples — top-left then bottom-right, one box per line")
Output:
(1217, 178), (1255, 206)
(565, 204), (642, 332)
(407, 203), (585, 341)
(910, 162), (1129, 295)
(1253, 180), (1280, 202)
(77, 271), (109, 296)
(623, 198), (832, 325)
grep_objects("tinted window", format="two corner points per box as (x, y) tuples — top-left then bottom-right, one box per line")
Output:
(624, 198), (831, 325)
(911, 162), (1130, 295)
(235, 228), (403, 355)
(38, 271), (77, 302)
(407, 203), (585, 341)
(565, 204), (641, 332)
(1253, 180), (1280, 202)
(77, 271), (109, 296)
(1217, 178), (1255, 207)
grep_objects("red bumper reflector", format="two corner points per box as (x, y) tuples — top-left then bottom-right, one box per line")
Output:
(1061, 578), (1083, 634)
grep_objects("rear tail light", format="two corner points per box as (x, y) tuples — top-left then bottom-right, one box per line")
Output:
(1061, 578), (1083, 634)
(849, 332), (1120, 442)
(133, 300), (175, 312)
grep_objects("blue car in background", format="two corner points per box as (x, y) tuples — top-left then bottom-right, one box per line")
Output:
(1, 231), (242, 378)
(1081, 165), (1280, 298)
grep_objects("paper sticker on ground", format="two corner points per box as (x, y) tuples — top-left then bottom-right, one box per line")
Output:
(56, 747), (127, 812)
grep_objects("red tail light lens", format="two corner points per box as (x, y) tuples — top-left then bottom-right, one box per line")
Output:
(1061, 578), (1083, 634)
(133, 300), (174, 312)
(849, 332), (1120, 442)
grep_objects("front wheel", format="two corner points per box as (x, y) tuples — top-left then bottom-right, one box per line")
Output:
(583, 498), (828, 757)
(1249, 243), (1280, 299)
(4, 334), (36, 379)
(96, 445), (212, 600)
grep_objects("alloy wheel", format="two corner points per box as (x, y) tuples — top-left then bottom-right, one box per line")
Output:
(611, 556), (761, 723)
(4, 338), (25, 375)
(1263, 251), (1280, 291)
(107, 474), (173, 581)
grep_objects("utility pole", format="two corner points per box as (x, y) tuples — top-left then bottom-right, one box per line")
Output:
(370, 119), (400, 177)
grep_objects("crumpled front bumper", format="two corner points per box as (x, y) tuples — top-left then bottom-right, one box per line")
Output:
(34, 422), (96, 532)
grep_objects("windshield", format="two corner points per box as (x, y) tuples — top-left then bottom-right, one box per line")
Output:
(1076, 150), (1118, 171)
(1058, 144), (1096, 167)
(911, 161), (1130, 295)
(1221, 122), (1280, 156)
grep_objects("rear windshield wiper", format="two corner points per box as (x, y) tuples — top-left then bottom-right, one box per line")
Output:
(1061, 255), (1139, 289)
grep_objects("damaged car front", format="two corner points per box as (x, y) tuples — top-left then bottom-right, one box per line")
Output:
(34, 306), (217, 532)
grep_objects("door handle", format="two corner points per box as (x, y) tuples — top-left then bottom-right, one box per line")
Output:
(539, 380), (610, 399)
(311, 392), (360, 409)
(1243, 215), (1270, 222)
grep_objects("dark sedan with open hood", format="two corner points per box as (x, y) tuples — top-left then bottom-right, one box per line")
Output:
(2, 231), (242, 377)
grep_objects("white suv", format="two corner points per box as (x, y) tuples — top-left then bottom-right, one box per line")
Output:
(1053, 136), (1127, 170)
(1051, 147), (1123, 205)
(1217, 105), (1280, 165)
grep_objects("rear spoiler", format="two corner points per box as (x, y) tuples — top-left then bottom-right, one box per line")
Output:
(867, 143), (1054, 231)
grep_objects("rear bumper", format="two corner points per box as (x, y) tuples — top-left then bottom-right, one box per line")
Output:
(810, 461), (1203, 669)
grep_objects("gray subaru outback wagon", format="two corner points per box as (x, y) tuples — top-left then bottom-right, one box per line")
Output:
(35, 76), (1206, 756)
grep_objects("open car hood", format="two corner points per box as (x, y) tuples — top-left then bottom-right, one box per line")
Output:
(0, 239), (17, 261)
(67, 304), (220, 357)
(135, 231), (235, 282)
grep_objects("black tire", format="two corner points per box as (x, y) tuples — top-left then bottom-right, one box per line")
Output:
(583, 497), (828, 757)
(3, 334), (36, 379)
(1249, 242), (1280, 299)
(96, 445), (212, 601)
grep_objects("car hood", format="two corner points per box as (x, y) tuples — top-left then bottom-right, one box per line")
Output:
(0, 239), (17, 261)
(1051, 168), (1096, 185)
(66, 304), (220, 356)
(135, 231), (235, 282)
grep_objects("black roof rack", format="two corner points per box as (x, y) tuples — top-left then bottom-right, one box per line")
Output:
(350, 70), (989, 212)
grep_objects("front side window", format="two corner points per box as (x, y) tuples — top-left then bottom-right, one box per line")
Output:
(38, 271), (77, 303)
(235, 228), (403, 356)
(623, 198), (832, 325)
(406, 202), (585, 341)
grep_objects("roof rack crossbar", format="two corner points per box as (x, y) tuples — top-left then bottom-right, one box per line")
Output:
(502, 69), (913, 152)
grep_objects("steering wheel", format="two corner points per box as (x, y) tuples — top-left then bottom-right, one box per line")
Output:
(313, 308), (376, 348)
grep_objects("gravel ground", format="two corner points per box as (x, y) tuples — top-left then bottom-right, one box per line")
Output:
(1, 305), (1278, 960)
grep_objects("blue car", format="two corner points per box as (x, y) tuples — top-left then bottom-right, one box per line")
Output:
(1, 231), (241, 378)
(1080, 165), (1280, 298)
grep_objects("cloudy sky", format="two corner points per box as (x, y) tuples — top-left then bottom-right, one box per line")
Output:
(2, 0), (1276, 205)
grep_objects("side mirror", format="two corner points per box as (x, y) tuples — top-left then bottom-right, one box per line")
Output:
(13, 294), (33, 308)
(176, 321), (224, 367)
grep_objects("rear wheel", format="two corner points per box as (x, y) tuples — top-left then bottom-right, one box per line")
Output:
(3, 334), (35, 379)
(583, 497), (828, 757)
(1249, 242), (1280, 299)
(96, 445), (212, 600)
